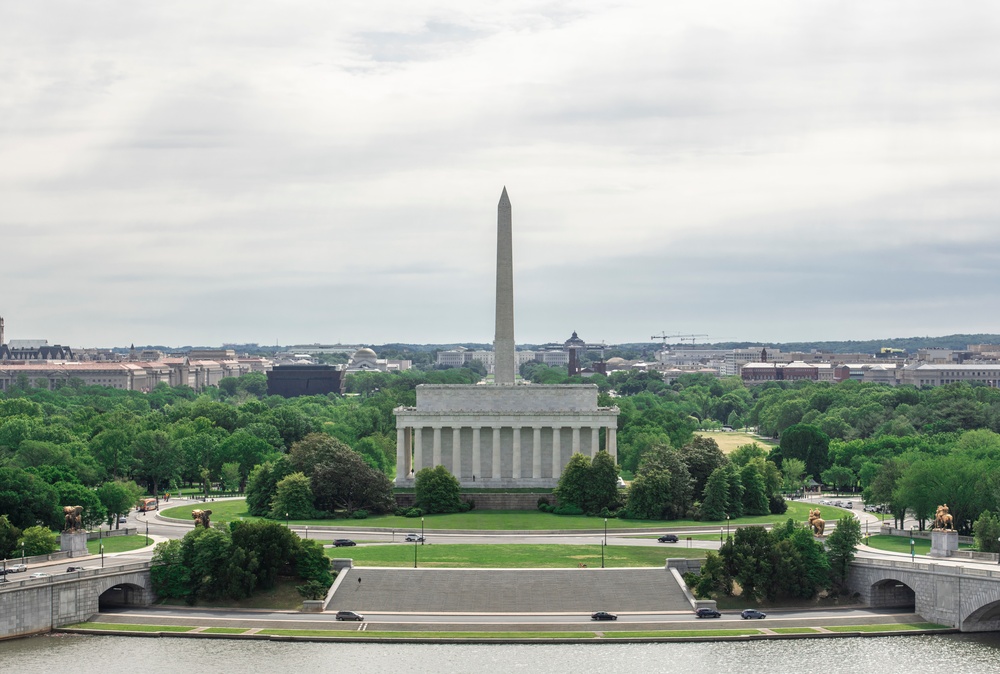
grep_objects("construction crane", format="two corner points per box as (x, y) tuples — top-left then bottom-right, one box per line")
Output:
(651, 332), (709, 346)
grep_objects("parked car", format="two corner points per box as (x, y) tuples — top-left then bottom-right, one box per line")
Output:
(657, 534), (679, 543)
(66, 566), (91, 573)
(28, 572), (51, 579)
(6, 564), (26, 574)
(591, 611), (618, 621)
(118, 515), (128, 523)
(695, 608), (721, 619)
(844, 501), (853, 509)
(741, 609), (767, 619)
(333, 539), (357, 547)
(404, 534), (425, 542)
(335, 610), (364, 621)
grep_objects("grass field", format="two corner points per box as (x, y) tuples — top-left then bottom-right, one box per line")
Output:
(161, 500), (843, 531)
(86, 535), (150, 554)
(327, 543), (705, 567)
(696, 431), (777, 454)
(863, 534), (975, 556)
(155, 577), (304, 610)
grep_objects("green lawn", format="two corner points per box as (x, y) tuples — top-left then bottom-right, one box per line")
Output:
(162, 499), (843, 531)
(86, 535), (150, 554)
(327, 543), (704, 567)
(155, 577), (304, 610)
(863, 534), (974, 556)
(72, 622), (193, 633)
(825, 623), (948, 632)
(770, 627), (819, 634)
(258, 629), (595, 639)
(202, 627), (250, 634)
(611, 629), (761, 637)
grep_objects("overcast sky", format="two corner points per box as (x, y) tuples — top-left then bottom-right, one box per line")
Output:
(2, 2), (999, 349)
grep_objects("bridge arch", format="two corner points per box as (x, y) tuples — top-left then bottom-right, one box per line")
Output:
(868, 578), (916, 609)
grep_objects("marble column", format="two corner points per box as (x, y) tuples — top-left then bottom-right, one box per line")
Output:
(472, 427), (482, 480)
(414, 428), (423, 472)
(452, 427), (462, 477)
(512, 426), (522, 479)
(607, 426), (617, 461)
(432, 426), (442, 467)
(404, 427), (412, 476)
(591, 427), (599, 457)
(532, 426), (541, 479)
(572, 426), (581, 455)
(396, 427), (406, 480)
(492, 427), (501, 479)
(551, 427), (562, 479)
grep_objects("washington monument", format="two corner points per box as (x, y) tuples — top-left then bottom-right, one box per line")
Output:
(494, 187), (516, 385)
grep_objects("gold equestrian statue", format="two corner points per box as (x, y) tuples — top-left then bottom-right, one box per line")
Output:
(191, 509), (213, 529)
(934, 504), (954, 531)
(808, 508), (826, 536)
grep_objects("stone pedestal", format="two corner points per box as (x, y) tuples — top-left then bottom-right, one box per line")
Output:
(929, 529), (959, 558)
(60, 531), (88, 555)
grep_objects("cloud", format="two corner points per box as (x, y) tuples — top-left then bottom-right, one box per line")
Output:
(1, 1), (998, 347)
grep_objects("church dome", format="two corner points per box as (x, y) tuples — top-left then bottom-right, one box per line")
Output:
(353, 347), (377, 360)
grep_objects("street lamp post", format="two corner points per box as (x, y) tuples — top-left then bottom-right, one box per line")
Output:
(285, 512), (289, 529)
(100, 544), (104, 569)
(726, 514), (731, 539)
(413, 534), (418, 568)
(305, 526), (309, 539)
(910, 527), (916, 561)
(145, 519), (149, 546)
(997, 538), (999, 565)
(603, 518), (608, 568)
(720, 527), (724, 543)
(21, 541), (25, 565)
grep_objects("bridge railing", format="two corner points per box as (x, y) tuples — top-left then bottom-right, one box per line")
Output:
(0, 561), (151, 591)
(853, 557), (1000, 580)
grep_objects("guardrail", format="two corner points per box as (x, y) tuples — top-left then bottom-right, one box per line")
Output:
(852, 557), (1000, 580)
(0, 561), (151, 590)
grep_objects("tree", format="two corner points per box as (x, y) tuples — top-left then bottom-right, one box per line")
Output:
(678, 436), (728, 496)
(150, 539), (191, 600)
(554, 453), (593, 512)
(245, 457), (293, 517)
(826, 514), (863, 589)
(724, 463), (745, 518)
(414, 465), (463, 514)
(305, 438), (396, 514)
(220, 462), (242, 493)
(132, 430), (181, 496)
(624, 468), (674, 520)
(19, 525), (58, 556)
(89, 428), (134, 481)
(97, 480), (145, 529)
(739, 464), (770, 516)
(270, 473), (314, 520)
(687, 550), (732, 598)
(820, 466), (856, 495)
(0, 515), (22, 558)
(0, 467), (61, 529)
(635, 444), (692, 518)
(589, 450), (621, 514)
(781, 458), (807, 493)
(729, 443), (768, 467)
(701, 467), (730, 521)
(53, 481), (107, 529)
(230, 520), (298, 589)
(973, 510), (1000, 554)
(776, 424), (831, 480)
(720, 526), (773, 602)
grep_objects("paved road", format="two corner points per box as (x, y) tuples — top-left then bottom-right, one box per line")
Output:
(98, 605), (917, 625)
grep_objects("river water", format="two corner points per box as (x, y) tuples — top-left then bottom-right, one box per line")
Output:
(3, 633), (1000, 674)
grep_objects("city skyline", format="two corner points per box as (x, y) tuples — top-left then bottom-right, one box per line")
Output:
(3, 2), (999, 347)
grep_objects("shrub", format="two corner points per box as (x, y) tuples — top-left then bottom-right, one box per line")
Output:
(769, 494), (788, 515)
(537, 496), (551, 509)
(394, 507), (407, 517)
(352, 509), (369, 520)
(405, 507), (424, 518)
(553, 504), (584, 516)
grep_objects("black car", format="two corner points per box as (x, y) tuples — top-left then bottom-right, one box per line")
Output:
(741, 609), (767, 619)
(591, 611), (618, 621)
(657, 534), (679, 543)
(695, 608), (722, 619)
(335, 610), (364, 621)
(333, 539), (357, 547)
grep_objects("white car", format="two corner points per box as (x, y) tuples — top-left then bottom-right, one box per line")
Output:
(29, 572), (51, 579)
(6, 563), (27, 573)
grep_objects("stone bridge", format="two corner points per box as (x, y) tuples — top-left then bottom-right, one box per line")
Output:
(0, 562), (154, 640)
(848, 557), (1000, 632)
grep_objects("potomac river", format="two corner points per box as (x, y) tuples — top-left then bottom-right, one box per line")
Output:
(3, 633), (1000, 674)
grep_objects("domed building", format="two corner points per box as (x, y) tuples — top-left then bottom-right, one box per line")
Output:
(345, 347), (412, 373)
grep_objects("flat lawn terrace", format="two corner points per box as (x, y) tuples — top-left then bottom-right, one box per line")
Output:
(695, 431), (777, 453)
(161, 500), (843, 530)
(326, 543), (705, 568)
